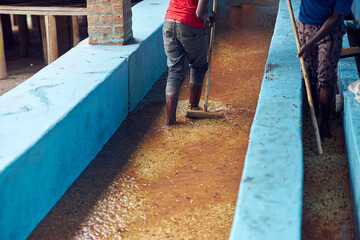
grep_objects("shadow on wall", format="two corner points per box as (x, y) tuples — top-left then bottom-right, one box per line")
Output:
(131, 0), (143, 6)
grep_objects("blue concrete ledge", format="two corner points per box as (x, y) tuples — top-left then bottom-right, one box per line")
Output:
(0, 43), (129, 240)
(229, 0), (303, 239)
(338, 28), (360, 239)
(0, 0), (168, 239)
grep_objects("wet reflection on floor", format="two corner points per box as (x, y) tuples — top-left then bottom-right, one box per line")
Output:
(302, 105), (355, 239)
(28, 4), (278, 240)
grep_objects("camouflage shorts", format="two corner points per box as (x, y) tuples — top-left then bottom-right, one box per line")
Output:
(296, 19), (347, 88)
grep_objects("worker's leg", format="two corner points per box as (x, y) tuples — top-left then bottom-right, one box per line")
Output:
(166, 93), (179, 125)
(319, 86), (334, 138)
(163, 20), (186, 125)
(317, 23), (346, 139)
(296, 19), (320, 113)
(177, 22), (208, 108)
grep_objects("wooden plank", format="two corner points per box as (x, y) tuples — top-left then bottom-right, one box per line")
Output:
(0, 6), (87, 16)
(40, 16), (48, 65)
(31, 15), (38, 29)
(11, 13), (17, 26)
(0, 0), (85, 6)
(31, 15), (42, 44)
(45, 15), (58, 64)
(2, 14), (13, 48)
(340, 46), (360, 59)
(49, 15), (58, 63)
(7, 0), (85, 7)
(0, 16), (8, 79)
(71, 16), (80, 47)
(8, 3), (86, 8)
(16, 15), (29, 57)
(45, 15), (51, 64)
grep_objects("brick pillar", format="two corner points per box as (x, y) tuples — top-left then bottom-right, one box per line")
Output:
(87, 0), (133, 45)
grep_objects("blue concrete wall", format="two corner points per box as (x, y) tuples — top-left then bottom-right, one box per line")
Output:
(0, 0), (169, 239)
(128, 0), (168, 111)
(0, 43), (129, 240)
(337, 29), (360, 239)
(352, 0), (360, 20)
(229, 0), (303, 239)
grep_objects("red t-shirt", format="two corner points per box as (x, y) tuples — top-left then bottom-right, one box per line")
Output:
(165, 0), (205, 29)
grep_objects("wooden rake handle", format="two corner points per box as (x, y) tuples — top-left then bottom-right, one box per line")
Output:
(204, 0), (217, 112)
(286, 0), (323, 154)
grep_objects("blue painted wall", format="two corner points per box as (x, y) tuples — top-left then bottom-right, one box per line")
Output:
(128, 0), (168, 111)
(229, 0), (303, 239)
(0, 41), (129, 240)
(338, 29), (360, 239)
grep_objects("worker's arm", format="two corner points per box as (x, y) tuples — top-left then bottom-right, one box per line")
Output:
(297, 10), (343, 58)
(196, 0), (210, 19)
(196, 0), (216, 27)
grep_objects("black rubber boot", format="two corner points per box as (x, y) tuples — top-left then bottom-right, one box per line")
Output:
(189, 82), (203, 109)
(166, 93), (179, 125)
(319, 85), (334, 139)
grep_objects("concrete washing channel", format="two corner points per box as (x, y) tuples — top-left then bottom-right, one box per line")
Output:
(230, 0), (360, 239)
(0, 0), (359, 239)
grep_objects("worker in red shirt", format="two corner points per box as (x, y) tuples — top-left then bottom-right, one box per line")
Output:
(163, 0), (216, 125)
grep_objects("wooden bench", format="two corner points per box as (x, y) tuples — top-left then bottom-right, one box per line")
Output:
(0, 1), (86, 79)
(341, 46), (360, 59)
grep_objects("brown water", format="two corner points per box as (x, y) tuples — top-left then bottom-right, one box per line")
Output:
(28, 3), (278, 240)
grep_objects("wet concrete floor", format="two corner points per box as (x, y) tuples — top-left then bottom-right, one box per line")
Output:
(28, 3), (278, 240)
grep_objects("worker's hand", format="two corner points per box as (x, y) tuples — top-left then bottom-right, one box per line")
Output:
(207, 11), (217, 27)
(297, 42), (313, 59)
